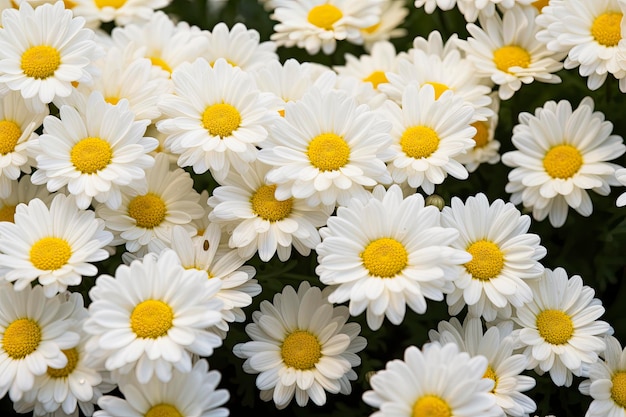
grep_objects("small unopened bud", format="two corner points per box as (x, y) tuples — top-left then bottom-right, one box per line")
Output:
(365, 370), (377, 383)
(425, 194), (446, 211)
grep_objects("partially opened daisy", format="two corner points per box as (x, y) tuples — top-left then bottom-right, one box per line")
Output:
(362, 342), (500, 416)
(0, 1), (101, 106)
(83, 249), (224, 384)
(0, 193), (113, 297)
(512, 267), (612, 387)
(502, 97), (626, 228)
(316, 184), (471, 330)
(233, 281), (367, 409)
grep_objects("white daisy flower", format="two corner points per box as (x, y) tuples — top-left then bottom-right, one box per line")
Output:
(83, 248), (224, 384)
(359, 0), (408, 51)
(429, 317), (537, 417)
(0, 193), (113, 297)
(615, 167), (626, 206)
(456, 0), (534, 23)
(233, 281), (367, 409)
(362, 342), (500, 416)
(0, 2), (102, 106)
(501, 97), (626, 228)
(381, 83), (476, 194)
(441, 193), (546, 322)
(333, 40), (399, 91)
(512, 267), (613, 387)
(257, 87), (392, 207)
(94, 358), (229, 417)
(270, 0), (383, 55)
(409, 30), (463, 60)
(0, 174), (55, 223)
(29, 91), (158, 210)
(71, 0), (170, 27)
(316, 184), (471, 331)
(157, 57), (278, 182)
(95, 152), (205, 254)
(0, 283), (80, 402)
(414, 0), (456, 15)
(457, 6), (564, 100)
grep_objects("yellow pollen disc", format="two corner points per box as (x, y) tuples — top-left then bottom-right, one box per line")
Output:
(543, 144), (583, 179)
(363, 71), (388, 89)
(362, 22), (381, 34)
(531, 0), (549, 12)
(611, 372), (626, 408)
(493, 45), (531, 73)
(471, 121), (490, 148)
(70, 137), (113, 174)
(281, 330), (322, 370)
(361, 237), (408, 278)
(21, 45), (61, 80)
(307, 133), (350, 171)
(251, 184), (293, 222)
(71, 81), (80, 88)
(130, 300), (174, 339)
(128, 193), (167, 229)
(591, 13), (623, 47)
(464, 240), (504, 280)
(0, 120), (22, 155)
(105, 96), (120, 105)
(412, 395), (452, 417)
(63, 0), (77, 8)
(149, 56), (172, 74)
(536, 309), (574, 345)
(278, 109), (285, 117)
(0, 205), (16, 222)
(94, 0), (126, 9)
(202, 103), (241, 138)
(47, 348), (79, 378)
(483, 365), (498, 393)
(400, 126), (440, 159)
(424, 82), (450, 100)
(307, 4), (343, 30)
(30, 237), (72, 271)
(145, 403), (183, 417)
(2, 318), (42, 359)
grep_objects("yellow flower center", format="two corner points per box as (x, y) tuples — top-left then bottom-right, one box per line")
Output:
(483, 365), (498, 393)
(63, 0), (76, 8)
(251, 184), (293, 222)
(128, 193), (167, 229)
(0, 205), (16, 222)
(281, 330), (322, 370)
(362, 22), (381, 34)
(0, 120), (22, 155)
(611, 372), (626, 408)
(278, 109), (285, 117)
(47, 348), (79, 378)
(493, 45), (531, 73)
(94, 0), (126, 9)
(543, 144), (583, 179)
(150, 56), (172, 74)
(591, 12), (623, 47)
(464, 240), (504, 280)
(361, 237), (408, 278)
(2, 318), (42, 359)
(363, 71), (388, 89)
(202, 103), (241, 138)
(307, 4), (343, 30)
(412, 395), (452, 417)
(307, 133), (350, 171)
(424, 82), (450, 100)
(70, 137), (113, 174)
(531, 0), (549, 12)
(21, 45), (61, 79)
(471, 121), (490, 148)
(130, 299), (174, 339)
(105, 96), (120, 105)
(30, 237), (72, 271)
(145, 404), (183, 417)
(400, 126), (440, 159)
(536, 309), (574, 345)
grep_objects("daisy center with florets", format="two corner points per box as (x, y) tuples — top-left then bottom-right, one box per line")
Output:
(361, 237), (408, 278)
(307, 4), (343, 30)
(591, 12), (623, 47)
(363, 71), (388, 89)
(0, 205), (16, 222)
(94, 0), (126, 9)
(412, 395), (452, 417)
(424, 82), (450, 100)
(281, 330), (322, 370)
(47, 348), (79, 378)
(401, 126), (440, 159)
(532, 0), (549, 12)
(150, 56), (172, 74)
(464, 240), (504, 280)
(483, 365), (498, 393)
(536, 309), (574, 345)
(611, 372), (626, 408)
(251, 184), (293, 222)
(307, 133), (350, 171)
(493, 45), (531, 73)
(70, 137), (113, 174)
(21, 45), (61, 79)
(2, 318), (42, 359)
(128, 193), (167, 229)
(0, 120), (21, 155)
(145, 403), (183, 417)
(202, 103), (241, 138)
(130, 299), (174, 339)
(471, 121), (489, 148)
(30, 237), (72, 271)
(543, 144), (583, 179)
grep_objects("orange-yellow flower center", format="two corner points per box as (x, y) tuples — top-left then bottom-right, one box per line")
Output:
(21, 45), (61, 79)
(531, 0), (549, 12)
(94, 0), (126, 9)
(145, 403), (183, 417)
(412, 395), (452, 417)
(493, 45), (531, 73)
(47, 348), (79, 378)
(150, 56), (172, 74)
(536, 309), (574, 345)
(251, 184), (293, 222)
(464, 240), (504, 280)
(0, 120), (22, 155)
(281, 330), (322, 370)
(128, 193), (167, 229)
(70, 137), (113, 174)
(471, 121), (490, 148)
(130, 299), (174, 339)
(483, 365), (498, 393)
(30, 237), (72, 271)
(2, 318), (42, 359)
(0, 205), (16, 222)
(361, 237), (408, 278)
(307, 4), (343, 30)
(400, 126), (440, 159)
(591, 12), (623, 47)
(543, 144), (583, 179)
(202, 103), (241, 138)
(424, 82), (450, 100)
(363, 70), (388, 89)
(307, 133), (350, 171)
(611, 371), (626, 408)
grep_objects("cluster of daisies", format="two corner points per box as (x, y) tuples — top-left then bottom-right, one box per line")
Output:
(0, 0), (626, 416)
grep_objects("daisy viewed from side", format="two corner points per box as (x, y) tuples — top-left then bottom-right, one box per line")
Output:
(233, 281), (367, 409)
(502, 97), (626, 228)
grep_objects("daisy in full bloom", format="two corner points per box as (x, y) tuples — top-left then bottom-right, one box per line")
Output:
(501, 97), (626, 228)
(29, 91), (158, 210)
(457, 6), (564, 100)
(316, 184), (471, 330)
(441, 193), (546, 322)
(333, 40), (399, 92)
(359, 0), (408, 51)
(94, 358), (229, 417)
(0, 193), (113, 297)
(428, 317), (537, 417)
(0, 283), (80, 402)
(381, 83), (476, 194)
(208, 160), (333, 262)
(0, 174), (54, 223)
(233, 281), (367, 409)
(71, 0), (170, 27)
(362, 342), (501, 416)
(257, 87), (392, 207)
(157, 57), (278, 182)
(270, 0), (383, 55)
(511, 267), (613, 387)
(0, 2), (102, 106)
(83, 249), (224, 384)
